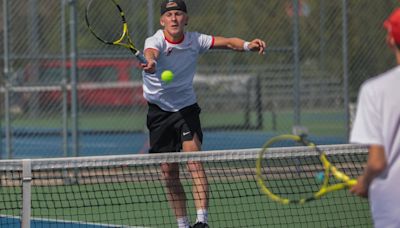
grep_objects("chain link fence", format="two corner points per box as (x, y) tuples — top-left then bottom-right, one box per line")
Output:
(1, 0), (398, 159)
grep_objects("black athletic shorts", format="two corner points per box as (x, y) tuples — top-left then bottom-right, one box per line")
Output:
(146, 102), (203, 153)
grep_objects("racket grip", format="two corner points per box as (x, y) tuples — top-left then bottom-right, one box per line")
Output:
(347, 179), (357, 186)
(135, 52), (147, 64)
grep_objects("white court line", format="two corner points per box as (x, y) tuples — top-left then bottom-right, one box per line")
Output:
(0, 214), (150, 228)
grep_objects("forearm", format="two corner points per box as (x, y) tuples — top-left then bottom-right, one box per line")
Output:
(225, 38), (247, 51)
(362, 145), (387, 186)
(213, 37), (247, 51)
(362, 166), (383, 187)
(213, 37), (266, 54)
(350, 145), (386, 197)
(144, 48), (159, 62)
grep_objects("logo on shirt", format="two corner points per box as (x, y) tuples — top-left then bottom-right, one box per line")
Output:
(166, 47), (173, 56)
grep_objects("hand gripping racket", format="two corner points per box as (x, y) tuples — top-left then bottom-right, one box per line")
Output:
(85, 0), (147, 64)
(256, 134), (358, 204)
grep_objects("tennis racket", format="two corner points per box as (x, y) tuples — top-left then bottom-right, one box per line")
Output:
(256, 134), (358, 204)
(85, 0), (147, 64)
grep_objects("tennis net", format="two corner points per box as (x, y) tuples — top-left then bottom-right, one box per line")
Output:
(0, 145), (371, 227)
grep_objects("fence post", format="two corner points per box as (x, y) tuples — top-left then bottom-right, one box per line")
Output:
(1, 0), (5, 158)
(342, 0), (350, 141)
(2, 0), (12, 159)
(255, 75), (263, 130)
(61, 0), (69, 157)
(319, 0), (327, 71)
(28, 0), (41, 118)
(292, 0), (301, 128)
(69, 0), (79, 157)
(147, 0), (154, 36)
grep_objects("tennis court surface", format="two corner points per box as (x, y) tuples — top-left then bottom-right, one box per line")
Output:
(0, 216), (144, 228)
(0, 145), (372, 227)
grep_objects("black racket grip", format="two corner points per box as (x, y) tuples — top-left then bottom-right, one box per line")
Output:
(128, 47), (147, 64)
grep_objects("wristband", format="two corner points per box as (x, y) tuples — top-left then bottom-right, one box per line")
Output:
(243, 41), (251, 51)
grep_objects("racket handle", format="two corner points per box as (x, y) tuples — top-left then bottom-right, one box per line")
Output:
(135, 52), (148, 65)
(347, 179), (357, 186)
(129, 48), (147, 64)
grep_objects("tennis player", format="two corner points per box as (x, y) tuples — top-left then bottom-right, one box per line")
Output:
(350, 8), (400, 228)
(141, 0), (266, 227)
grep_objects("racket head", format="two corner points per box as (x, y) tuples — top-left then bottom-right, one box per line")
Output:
(256, 135), (327, 204)
(85, 0), (126, 45)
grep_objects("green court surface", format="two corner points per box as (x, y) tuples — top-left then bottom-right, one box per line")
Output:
(0, 176), (372, 227)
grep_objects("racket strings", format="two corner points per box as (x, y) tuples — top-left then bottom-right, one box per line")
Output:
(86, 0), (125, 43)
(260, 151), (325, 200)
(257, 135), (368, 205)
(325, 153), (364, 179)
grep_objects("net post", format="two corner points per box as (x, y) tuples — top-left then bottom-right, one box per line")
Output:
(22, 159), (32, 228)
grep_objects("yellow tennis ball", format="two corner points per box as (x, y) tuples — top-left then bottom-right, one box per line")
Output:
(161, 70), (174, 83)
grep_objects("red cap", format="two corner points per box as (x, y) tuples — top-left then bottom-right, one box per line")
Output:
(384, 8), (400, 45)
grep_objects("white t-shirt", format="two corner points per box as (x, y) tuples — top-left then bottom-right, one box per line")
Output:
(350, 65), (400, 228)
(142, 30), (214, 111)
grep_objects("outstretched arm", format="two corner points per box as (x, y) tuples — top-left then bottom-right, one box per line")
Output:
(212, 37), (266, 55)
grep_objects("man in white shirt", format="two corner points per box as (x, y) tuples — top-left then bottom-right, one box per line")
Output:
(141, 1), (266, 227)
(350, 8), (400, 228)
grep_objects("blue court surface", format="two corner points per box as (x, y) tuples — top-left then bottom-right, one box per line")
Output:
(0, 130), (346, 159)
(0, 215), (146, 228)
